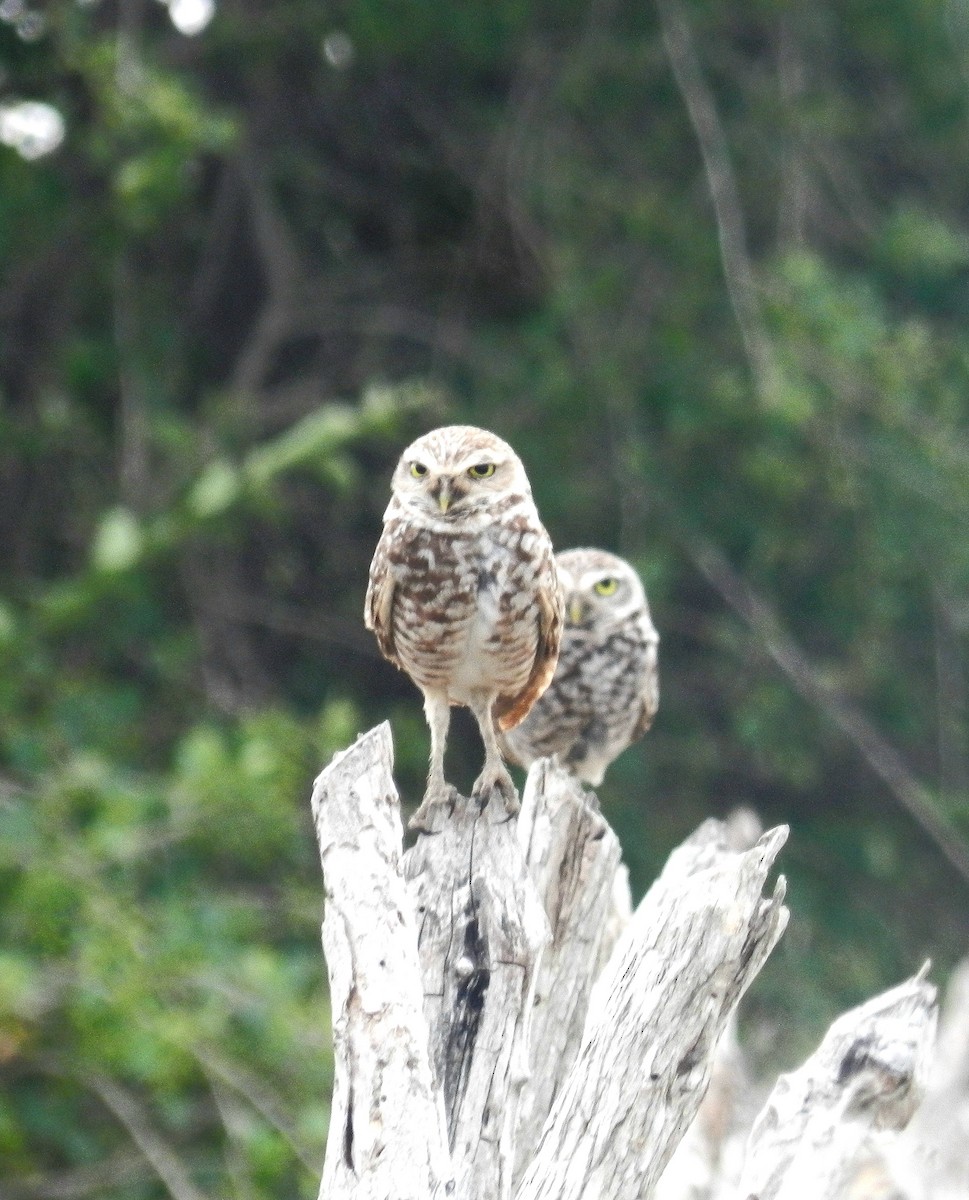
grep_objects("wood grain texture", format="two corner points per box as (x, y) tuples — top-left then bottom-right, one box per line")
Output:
(403, 792), (550, 1200)
(515, 823), (790, 1200)
(513, 759), (626, 1183)
(739, 967), (937, 1200)
(310, 727), (947, 1200)
(311, 724), (453, 1200)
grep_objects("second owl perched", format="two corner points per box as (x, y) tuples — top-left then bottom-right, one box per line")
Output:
(501, 548), (659, 786)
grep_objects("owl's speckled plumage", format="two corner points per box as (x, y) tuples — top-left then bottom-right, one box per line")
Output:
(365, 425), (563, 828)
(500, 548), (659, 787)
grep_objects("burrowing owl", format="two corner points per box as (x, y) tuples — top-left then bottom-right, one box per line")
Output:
(365, 425), (563, 829)
(500, 548), (658, 787)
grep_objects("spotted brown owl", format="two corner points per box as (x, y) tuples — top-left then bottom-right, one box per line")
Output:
(365, 425), (563, 829)
(500, 548), (659, 787)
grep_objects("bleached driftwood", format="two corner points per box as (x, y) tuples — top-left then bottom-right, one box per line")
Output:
(650, 809), (771, 1200)
(515, 821), (789, 1200)
(652, 968), (942, 1200)
(652, 1014), (755, 1200)
(512, 758), (627, 1181)
(309, 724), (786, 1195)
(311, 725), (947, 1200)
(736, 966), (937, 1200)
(310, 724), (453, 1200)
(310, 725), (789, 1199)
(401, 778), (550, 1200)
(894, 957), (969, 1199)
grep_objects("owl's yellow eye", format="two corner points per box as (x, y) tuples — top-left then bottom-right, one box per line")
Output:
(467, 462), (496, 479)
(594, 577), (619, 596)
(410, 462), (428, 478)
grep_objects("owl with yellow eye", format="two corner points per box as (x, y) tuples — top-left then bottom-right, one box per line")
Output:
(365, 425), (563, 828)
(500, 548), (659, 787)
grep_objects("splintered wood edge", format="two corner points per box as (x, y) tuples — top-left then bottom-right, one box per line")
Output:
(311, 721), (396, 845)
(515, 823), (790, 1200)
(402, 788), (551, 1200)
(513, 758), (627, 1182)
(312, 723), (453, 1200)
(738, 970), (939, 1200)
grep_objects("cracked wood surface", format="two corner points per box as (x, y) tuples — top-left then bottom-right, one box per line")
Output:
(311, 724), (453, 1200)
(308, 727), (951, 1200)
(514, 822), (790, 1200)
(402, 784), (550, 1200)
(512, 759), (626, 1184)
(737, 967), (938, 1200)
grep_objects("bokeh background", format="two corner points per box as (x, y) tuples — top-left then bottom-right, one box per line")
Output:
(3, 1), (969, 1195)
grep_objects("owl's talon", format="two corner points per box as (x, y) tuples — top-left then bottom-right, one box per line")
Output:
(500, 786), (521, 817)
(409, 784), (457, 833)
(472, 768), (520, 818)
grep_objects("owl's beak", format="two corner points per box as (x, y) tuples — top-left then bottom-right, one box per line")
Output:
(435, 479), (454, 514)
(568, 597), (586, 625)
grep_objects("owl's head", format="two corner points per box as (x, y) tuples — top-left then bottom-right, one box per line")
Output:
(556, 548), (650, 632)
(391, 425), (531, 516)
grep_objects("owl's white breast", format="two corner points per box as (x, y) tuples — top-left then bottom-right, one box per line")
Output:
(382, 490), (546, 707)
(447, 573), (503, 701)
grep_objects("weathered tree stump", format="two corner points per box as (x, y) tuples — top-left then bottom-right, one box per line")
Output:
(512, 759), (628, 1182)
(310, 726), (943, 1200)
(402, 782), (549, 1200)
(516, 818), (788, 1200)
(737, 966), (937, 1200)
(311, 724), (452, 1200)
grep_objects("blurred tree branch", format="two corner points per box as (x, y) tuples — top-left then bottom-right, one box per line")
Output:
(689, 535), (969, 886)
(2, 1148), (152, 1200)
(656, 0), (778, 400)
(83, 1074), (208, 1200)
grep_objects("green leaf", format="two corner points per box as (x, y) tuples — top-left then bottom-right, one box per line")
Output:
(90, 507), (144, 573)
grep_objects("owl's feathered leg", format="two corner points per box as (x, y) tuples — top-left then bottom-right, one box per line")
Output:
(410, 691), (454, 831)
(469, 694), (520, 817)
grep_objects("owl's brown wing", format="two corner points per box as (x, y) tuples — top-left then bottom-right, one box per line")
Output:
(364, 542), (399, 666)
(495, 574), (564, 732)
(631, 630), (660, 741)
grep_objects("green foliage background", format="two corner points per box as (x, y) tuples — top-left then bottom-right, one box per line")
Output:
(2, 0), (969, 1195)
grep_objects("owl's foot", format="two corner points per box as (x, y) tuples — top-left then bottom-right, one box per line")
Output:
(409, 782), (458, 833)
(471, 762), (520, 818)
